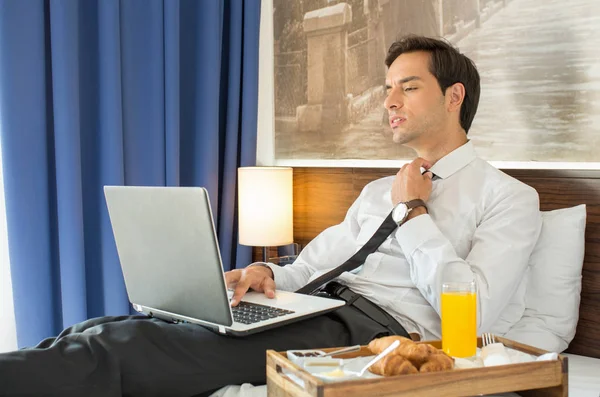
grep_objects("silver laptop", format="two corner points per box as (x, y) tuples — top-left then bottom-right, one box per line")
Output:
(103, 186), (344, 336)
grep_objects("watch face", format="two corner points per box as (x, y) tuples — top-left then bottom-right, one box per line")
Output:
(392, 203), (409, 223)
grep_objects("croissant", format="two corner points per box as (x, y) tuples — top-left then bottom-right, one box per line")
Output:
(367, 335), (455, 375)
(419, 352), (454, 372)
(367, 335), (413, 355)
(369, 354), (418, 376)
(367, 336), (431, 368)
(395, 341), (439, 368)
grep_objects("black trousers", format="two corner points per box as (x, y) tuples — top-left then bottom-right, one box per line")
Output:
(0, 305), (400, 397)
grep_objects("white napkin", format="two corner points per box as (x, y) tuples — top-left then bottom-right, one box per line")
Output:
(481, 343), (512, 367)
(453, 344), (559, 369)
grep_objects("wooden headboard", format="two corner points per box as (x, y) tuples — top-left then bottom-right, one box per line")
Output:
(287, 167), (600, 359)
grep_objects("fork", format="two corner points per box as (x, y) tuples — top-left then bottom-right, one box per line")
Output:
(482, 333), (496, 347)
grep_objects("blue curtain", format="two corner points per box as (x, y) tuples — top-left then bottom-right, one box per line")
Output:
(0, 0), (261, 348)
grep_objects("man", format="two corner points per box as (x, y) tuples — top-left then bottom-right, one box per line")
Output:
(0, 35), (541, 397)
(227, 35), (540, 341)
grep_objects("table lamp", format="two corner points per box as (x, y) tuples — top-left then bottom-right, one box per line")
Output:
(238, 166), (294, 262)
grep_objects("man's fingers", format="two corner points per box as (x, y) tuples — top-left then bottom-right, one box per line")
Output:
(231, 276), (251, 306)
(228, 266), (277, 305)
(262, 277), (276, 299)
(411, 157), (432, 170)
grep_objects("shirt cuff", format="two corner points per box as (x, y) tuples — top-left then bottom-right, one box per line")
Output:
(394, 213), (438, 255)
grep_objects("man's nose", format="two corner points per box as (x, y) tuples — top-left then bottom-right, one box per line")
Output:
(384, 89), (402, 110)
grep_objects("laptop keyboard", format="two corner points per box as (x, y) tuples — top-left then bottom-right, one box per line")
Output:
(231, 301), (295, 325)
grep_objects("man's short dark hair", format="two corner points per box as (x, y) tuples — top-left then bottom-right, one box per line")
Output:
(385, 35), (480, 133)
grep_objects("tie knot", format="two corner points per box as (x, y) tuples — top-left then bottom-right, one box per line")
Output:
(421, 169), (440, 181)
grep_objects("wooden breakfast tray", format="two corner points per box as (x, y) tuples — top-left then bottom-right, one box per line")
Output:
(266, 336), (568, 397)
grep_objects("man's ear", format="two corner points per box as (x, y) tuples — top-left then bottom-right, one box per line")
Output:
(446, 83), (465, 113)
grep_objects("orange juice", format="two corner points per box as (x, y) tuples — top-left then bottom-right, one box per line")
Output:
(441, 284), (477, 358)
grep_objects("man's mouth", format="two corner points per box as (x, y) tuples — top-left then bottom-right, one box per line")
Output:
(389, 116), (406, 128)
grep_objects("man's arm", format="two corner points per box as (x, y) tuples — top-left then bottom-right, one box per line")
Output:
(396, 182), (542, 333)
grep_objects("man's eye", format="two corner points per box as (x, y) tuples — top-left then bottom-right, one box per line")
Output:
(404, 87), (417, 92)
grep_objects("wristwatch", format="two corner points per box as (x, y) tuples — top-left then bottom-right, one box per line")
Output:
(392, 199), (428, 226)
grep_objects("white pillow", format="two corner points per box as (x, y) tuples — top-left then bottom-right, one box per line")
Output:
(504, 204), (586, 352)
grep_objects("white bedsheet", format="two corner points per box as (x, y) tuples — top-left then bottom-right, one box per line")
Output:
(209, 353), (600, 397)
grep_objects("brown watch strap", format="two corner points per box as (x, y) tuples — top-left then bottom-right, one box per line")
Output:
(405, 198), (428, 212)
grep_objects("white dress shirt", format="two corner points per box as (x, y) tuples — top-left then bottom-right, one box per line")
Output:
(265, 141), (542, 340)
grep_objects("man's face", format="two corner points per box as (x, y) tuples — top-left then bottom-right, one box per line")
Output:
(384, 51), (447, 146)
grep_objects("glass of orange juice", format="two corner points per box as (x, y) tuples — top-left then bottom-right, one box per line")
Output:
(441, 281), (477, 358)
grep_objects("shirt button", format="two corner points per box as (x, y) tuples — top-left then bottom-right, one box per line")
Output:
(426, 286), (432, 295)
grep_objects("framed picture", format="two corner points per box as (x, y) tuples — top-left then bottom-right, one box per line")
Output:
(257, 0), (600, 169)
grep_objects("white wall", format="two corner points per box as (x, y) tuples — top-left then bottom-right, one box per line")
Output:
(0, 125), (18, 352)
(256, 0), (275, 166)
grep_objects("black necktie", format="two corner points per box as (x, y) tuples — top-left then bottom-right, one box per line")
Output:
(295, 210), (398, 295)
(295, 172), (439, 295)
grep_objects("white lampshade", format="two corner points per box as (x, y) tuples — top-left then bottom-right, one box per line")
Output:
(238, 167), (293, 247)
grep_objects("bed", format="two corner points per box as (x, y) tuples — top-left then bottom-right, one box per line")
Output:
(215, 167), (600, 397)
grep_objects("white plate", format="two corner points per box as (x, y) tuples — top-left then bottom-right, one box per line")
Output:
(310, 356), (382, 382)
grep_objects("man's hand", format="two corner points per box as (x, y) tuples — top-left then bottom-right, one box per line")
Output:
(391, 157), (433, 206)
(224, 265), (276, 306)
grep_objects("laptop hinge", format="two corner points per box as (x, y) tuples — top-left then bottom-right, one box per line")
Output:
(218, 325), (226, 334)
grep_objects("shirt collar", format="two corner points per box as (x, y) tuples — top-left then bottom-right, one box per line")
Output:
(428, 140), (477, 180)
